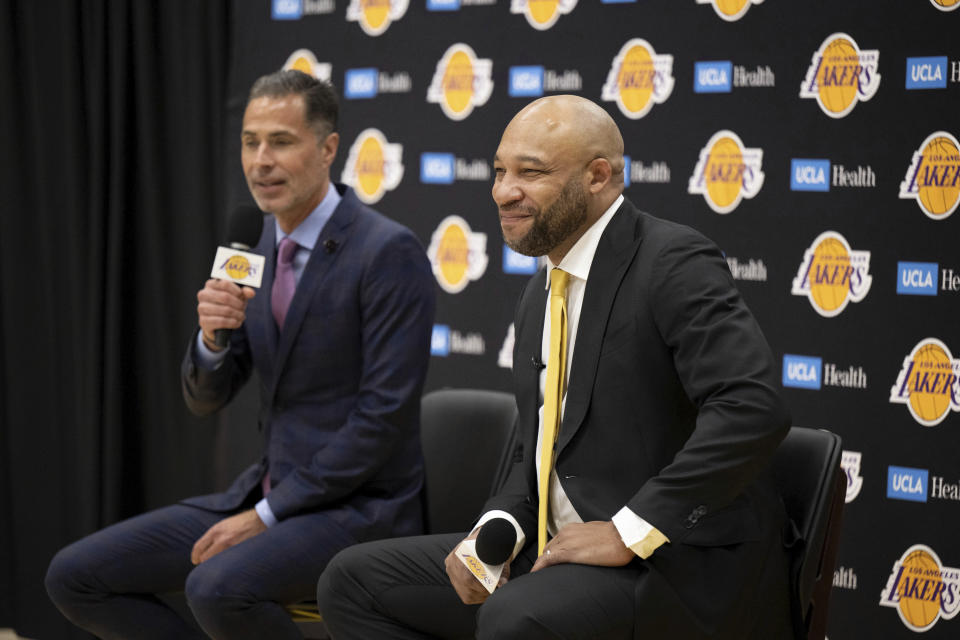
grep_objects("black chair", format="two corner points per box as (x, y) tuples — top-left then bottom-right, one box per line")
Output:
(772, 427), (845, 640)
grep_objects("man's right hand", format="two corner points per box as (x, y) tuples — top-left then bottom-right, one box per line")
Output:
(196, 279), (256, 351)
(444, 529), (511, 605)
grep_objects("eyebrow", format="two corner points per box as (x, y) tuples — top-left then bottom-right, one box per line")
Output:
(493, 154), (547, 166)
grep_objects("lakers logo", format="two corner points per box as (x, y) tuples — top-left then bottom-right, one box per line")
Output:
(930, 0), (960, 11)
(880, 545), (960, 631)
(341, 128), (403, 205)
(345, 0), (408, 36)
(426, 216), (489, 293)
(600, 39), (674, 120)
(899, 131), (960, 220)
(426, 44), (493, 121)
(800, 33), (880, 118)
(509, 0), (578, 31)
(223, 255), (253, 280)
(890, 339), (960, 427)
(791, 231), (872, 317)
(695, 0), (764, 21)
(687, 130), (763, 214)
(282, 49), (332, 81)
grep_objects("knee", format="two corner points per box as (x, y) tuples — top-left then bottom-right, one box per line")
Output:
(476, 588), (547, 639)
(45, 542), (95, 612)
(184, 562), (241, 626)
(316, 544), (363, 611)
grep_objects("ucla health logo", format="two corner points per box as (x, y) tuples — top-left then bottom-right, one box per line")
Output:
(282, 49), (332, 81)
(930, 0), (960, 11)
(907, 56), (948, 89)
(890, 338), (960, 427)
(841, 451), (863, 503)
(897, 262), (938, 296)
(345, 0), (408, 35)
(503, 246), (540, 275)
(431, 324), (485, 357)
(601, 39), (674, 120)
(508, 66), (583, 98)
(695, 0), (763, 21)
(427, 216), (488, 293)
(800, 33), (880, 118)
(688, 130), (764, 214)
(427, 44), (493, 121)
(782, 354), (821, 390)
(419, 153), (489, 184)
(340, 129), (403, 205)
(887, 466), (929, 502)
(791, 231), (871, 317)
(273, 0), (335, 18)
(510, 0), (577, 30)
(791, 159), (830, 192)
(344, 68), (412, 99)
(899, 131), (960, 220)
(880, 545), (960, 632)
(694, 61), (732, 93)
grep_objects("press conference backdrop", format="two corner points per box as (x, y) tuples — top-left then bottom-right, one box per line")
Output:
(228, 1), (958, 637)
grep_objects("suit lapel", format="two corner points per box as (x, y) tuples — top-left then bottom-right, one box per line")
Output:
(557, 201), (644, 453)
(514, 268), (547, 488)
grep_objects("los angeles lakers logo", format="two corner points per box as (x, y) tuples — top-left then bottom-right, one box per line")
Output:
(695, 0), (764, 21)
(510, 0), (578, 31)
(600, 39), (674, 120)
(426, 44), (493, 121)
(899, 131), (960, 221)
(791, 231), (872, 317)
(930, 0), (960, 11)
(687, 130), (763, 214)
(800, 33), (880, 118)
(341, 129), (403, 205)
(282, 49), (332, 81)
(889, 339), (960, 427)
(345, 0), (408, 36)
(426, 216), (489, 293)
(880, 545), (960, 631)
(223, 255), (253, 280)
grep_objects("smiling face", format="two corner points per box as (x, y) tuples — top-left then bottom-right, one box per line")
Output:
(241, 94), (339, 232)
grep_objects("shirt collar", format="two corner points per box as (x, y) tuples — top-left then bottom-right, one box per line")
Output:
(544, 194), (624, 289)
(274, 184), (342, 251)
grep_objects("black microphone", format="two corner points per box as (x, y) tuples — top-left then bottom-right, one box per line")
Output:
(475, 517), (517, 566)
(213, 205), (264, 349)
(531, 356), (546, 371)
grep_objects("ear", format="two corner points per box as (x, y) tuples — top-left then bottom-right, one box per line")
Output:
(586, 157), (612, 194)
(321, 132), (340, 167)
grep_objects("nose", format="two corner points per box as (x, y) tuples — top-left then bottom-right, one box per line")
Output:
(250, 142), (274, 170)
(492, 173), (522, 208)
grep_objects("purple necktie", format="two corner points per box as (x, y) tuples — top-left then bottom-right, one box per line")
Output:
(271, 236), (298, 330)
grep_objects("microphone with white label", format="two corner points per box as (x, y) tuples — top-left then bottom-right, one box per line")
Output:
(210, 205), (266, 349)
(455, 518), (517, 594)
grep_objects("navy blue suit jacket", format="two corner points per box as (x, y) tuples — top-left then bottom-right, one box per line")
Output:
(181, 185), (435, 542)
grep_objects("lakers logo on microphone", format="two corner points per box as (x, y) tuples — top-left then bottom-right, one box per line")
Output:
(282, 49), (332, 82)
(880, 545), (960, 632)
(695, 0), (764, 21)
(510, 0), (577, 30)
(791, 231), (872, 317)
(899, 131), (960, 220)
(688, 130), (763, 214)
(601, 39), (674, 120)
(427, 44), (493, 121)
(341, 129), (404, 204)
(345, 0), (408, 36)
(800, 33), (880, 118)
(889, 338), (960, 427)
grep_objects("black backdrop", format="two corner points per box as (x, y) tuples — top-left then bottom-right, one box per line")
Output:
(2, 1), (960, 639)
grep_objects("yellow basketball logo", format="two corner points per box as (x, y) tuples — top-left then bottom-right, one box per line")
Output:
(223, 255), (253, 280)
(601, 39), (674, 120)
(890, 339), (960, 427)
(687, 130), (764, 214)
(510, 0), (578, 31)
(880, 545), (960, 631)
(800, 33), (880, 118)
(791, 231), (872, 317)
(899, 132), (960, 220)
(426, 215), (489, 294)
(427, 44), (493, 121)
(341, 129), (404, 205)
(930, 0), (960, 11)
(345, 0), (408, 36)
(282, 49), (332, 81)
(695, 0), (764, 21)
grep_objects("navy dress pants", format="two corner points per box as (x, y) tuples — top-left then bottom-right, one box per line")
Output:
(46, 503), (355, 640)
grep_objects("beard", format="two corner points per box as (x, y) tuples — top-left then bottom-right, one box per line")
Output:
(502, 176), (588, 258)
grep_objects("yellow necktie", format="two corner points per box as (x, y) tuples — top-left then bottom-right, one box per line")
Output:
(538, 268), (570, 556)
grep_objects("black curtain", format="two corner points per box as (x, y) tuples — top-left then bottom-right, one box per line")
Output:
(0, 1), (232, 637)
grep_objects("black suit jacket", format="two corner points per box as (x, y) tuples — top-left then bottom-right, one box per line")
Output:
(485, 198), (791, 637)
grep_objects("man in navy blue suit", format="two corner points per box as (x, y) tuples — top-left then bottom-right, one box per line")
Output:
(46, 70), (435, 639)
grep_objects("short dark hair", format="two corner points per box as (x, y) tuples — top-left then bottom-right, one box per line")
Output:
(248, 70), (339, 138)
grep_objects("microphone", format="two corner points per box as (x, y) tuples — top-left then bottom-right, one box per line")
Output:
(455, 518), (517, 594)
(210, 205), (266, 348)
(531, 356), (546, 371)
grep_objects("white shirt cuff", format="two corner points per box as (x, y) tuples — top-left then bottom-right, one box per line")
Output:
(195, 330), (228, 370)
(474, 510), (526, 563)
(255, 497), (278, 527)
(612, 506), (669, 559)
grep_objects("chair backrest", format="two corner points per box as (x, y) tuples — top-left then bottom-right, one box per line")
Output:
(420, 388), (518, 534)
(772, 426), (845, 640)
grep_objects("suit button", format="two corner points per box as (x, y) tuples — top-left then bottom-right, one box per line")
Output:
(694, 505), (707, 517)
